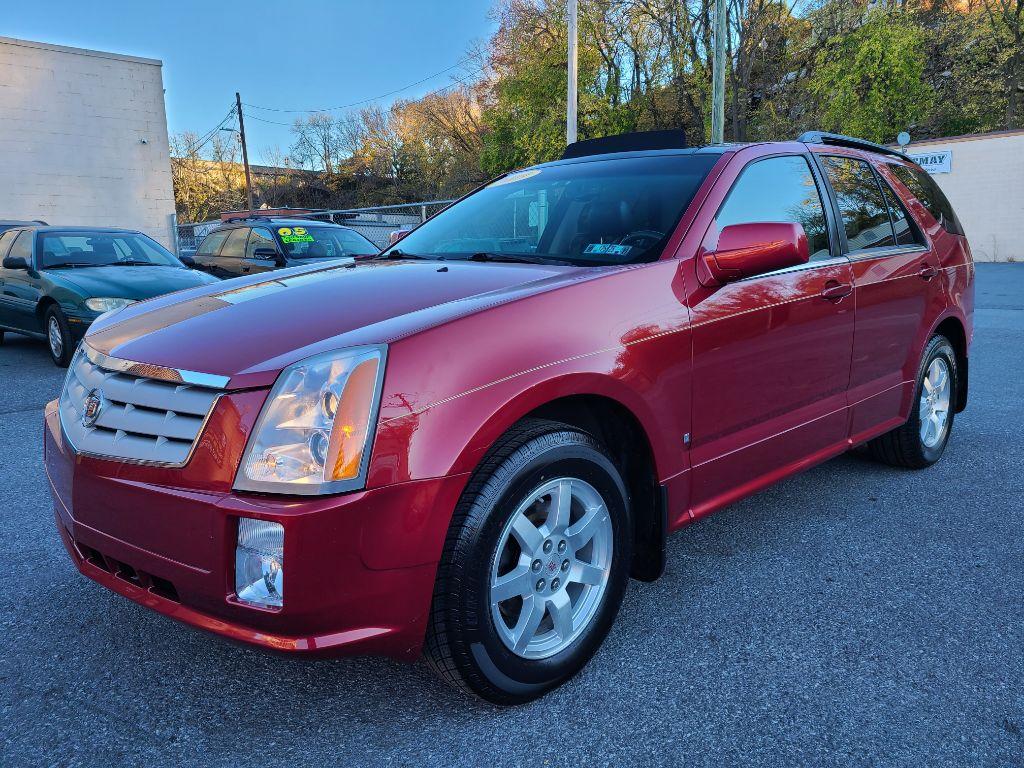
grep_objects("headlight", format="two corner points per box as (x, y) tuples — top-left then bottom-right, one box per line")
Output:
(235, 518), (284, 608)
(234, 345), (386, 495)
(85, 297), (135, 313)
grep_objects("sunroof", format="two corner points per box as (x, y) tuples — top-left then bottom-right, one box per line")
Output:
(561, 130), (688, 160)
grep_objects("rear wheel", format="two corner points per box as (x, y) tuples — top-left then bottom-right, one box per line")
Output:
(45, 306), (74, 367)
(425, 419), (632, 705)
(867, 335), (957, 468)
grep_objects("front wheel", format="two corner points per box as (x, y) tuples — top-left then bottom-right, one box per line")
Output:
(867, 334), (957, 468)
(425, 419), (632, 705)
(45, 306), (74, 367)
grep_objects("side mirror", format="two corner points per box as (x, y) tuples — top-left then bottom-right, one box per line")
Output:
(2, 256), (28, 270)
(702, 222), (809, 282)
(179, 255), (196, 268)
(253, 246), (285, 265)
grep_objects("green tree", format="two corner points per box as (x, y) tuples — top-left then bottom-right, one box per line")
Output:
(809, 9), (932, 143)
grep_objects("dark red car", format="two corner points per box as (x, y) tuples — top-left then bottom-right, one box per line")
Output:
(45, 131), (974, 704)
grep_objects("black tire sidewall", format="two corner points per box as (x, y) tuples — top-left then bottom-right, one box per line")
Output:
(455, 436), (631, 699)
(911, 338), (957, 464)
(45, 306), (73, 367)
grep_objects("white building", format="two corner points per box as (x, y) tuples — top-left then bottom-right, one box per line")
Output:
(901, 129), (1024, 263)
(0, 36), (175, 248)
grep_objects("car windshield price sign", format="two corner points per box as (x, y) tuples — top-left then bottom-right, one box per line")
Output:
(907, 150), (952, 175)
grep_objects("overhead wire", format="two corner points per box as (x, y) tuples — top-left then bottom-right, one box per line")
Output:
(242, 55), (483, 114)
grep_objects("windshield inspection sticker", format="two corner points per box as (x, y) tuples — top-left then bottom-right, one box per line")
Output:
(584, 243), (632, 256)
(278, 226), (314, 244)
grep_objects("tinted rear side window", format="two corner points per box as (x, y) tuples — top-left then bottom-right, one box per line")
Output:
(878, 177), (921, 247)
(198, 230), (228, 257)
(219, 228), (249, 259)
(716, 155), (831, 261)
(820, 156), (895, 252)
(889, 163), (964, 235)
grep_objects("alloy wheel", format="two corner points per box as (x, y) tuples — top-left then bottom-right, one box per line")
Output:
(490, 477), (613, 660)
(919, 357), (951, 448)
(48, 316), (64, 360)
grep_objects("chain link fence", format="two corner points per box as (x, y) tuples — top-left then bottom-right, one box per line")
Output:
(175, 200), (453, 255)
(303, 200), (453, 248)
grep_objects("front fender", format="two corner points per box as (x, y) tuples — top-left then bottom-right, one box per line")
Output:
(367, 353), (677, 490)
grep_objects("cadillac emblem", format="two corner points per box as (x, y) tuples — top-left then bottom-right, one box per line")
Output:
(82, 388), (104, 428)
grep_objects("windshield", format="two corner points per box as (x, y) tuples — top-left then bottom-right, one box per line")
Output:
(385, 154), (719, 265)
(39, 232), (182, 269)
(275, 226), (376, 258)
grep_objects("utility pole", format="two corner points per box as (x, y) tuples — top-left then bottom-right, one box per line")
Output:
(566, 0), (578, 146)
(235, 92), (255, 214)
(711, 0), (727, 144)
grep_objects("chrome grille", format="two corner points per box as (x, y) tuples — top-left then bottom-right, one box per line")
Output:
(58, 346), (223, 466)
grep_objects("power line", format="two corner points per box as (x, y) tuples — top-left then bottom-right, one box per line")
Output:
(244, 70), (482, 131)
(178, 105), (238, 156)
(242, 56), (484, 114)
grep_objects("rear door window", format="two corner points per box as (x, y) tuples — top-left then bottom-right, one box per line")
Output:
(219, 228), (249, 260)
(716, 155), (831, 261)
(889, 163), (964, 235)
(820, 156), (895, 252)
(197, 230), (228, 257)
(877, 177), (922, 247)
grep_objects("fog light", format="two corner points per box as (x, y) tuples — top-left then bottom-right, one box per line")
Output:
(235, 518), (284, 608)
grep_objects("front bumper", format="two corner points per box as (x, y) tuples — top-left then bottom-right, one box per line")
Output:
(44, 402), (467, 660)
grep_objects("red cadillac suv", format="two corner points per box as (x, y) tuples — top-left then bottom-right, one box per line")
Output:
(45, 131), (974, 704)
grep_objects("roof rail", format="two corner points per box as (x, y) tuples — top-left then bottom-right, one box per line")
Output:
(223, 214), (274, 224)
(798, 131), (911, 161)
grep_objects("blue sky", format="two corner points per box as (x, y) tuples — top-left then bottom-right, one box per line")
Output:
(5, 0), (496, 163)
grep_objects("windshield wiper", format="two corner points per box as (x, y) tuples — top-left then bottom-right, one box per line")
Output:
(468, 252), (574, 266)
(109, 260), (154, 266)
(45, 262), (96, 269)
(375, 249), (439, 261)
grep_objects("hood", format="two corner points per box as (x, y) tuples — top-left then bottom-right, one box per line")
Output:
(48, 265), (217, 299)
(85, 259), (597, 389)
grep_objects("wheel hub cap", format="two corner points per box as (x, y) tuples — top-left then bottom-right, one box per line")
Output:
(919, 357), (951, 448)
(48, 317), (63, 358)
(489, 477), (613, 659)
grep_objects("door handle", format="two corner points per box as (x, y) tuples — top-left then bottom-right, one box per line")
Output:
(242, 266), (251, 273)
(919, 263), (938, 280)
(820, 281), (853, 302)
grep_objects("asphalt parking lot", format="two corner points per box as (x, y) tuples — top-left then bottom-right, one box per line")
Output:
(1, 263), (1022, 767)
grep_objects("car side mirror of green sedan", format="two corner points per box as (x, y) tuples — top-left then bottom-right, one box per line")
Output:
(2, 256), (29, 270)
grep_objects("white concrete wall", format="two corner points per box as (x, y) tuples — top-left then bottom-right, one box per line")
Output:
(0, 37), (175, 248)
(903, 130), (1024, 263)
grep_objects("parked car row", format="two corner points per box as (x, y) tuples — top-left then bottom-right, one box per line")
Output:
(0, 217), (377, 365)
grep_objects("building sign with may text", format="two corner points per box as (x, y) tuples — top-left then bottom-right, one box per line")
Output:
(907, 150), (952, 174)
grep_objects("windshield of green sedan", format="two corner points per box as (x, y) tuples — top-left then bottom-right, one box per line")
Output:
(39, 232), (181, 269)
(384, 154), (720, 266)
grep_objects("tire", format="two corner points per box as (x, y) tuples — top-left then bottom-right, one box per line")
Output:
(45, 306), (74, 367)
(425, 418), (632, 705)
(867, 335), (957, 468)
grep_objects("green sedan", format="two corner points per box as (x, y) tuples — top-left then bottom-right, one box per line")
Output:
(0, 226), (219, 366)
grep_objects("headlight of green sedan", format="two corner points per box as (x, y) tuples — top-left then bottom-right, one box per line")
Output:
(85, 297), (136, 313)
